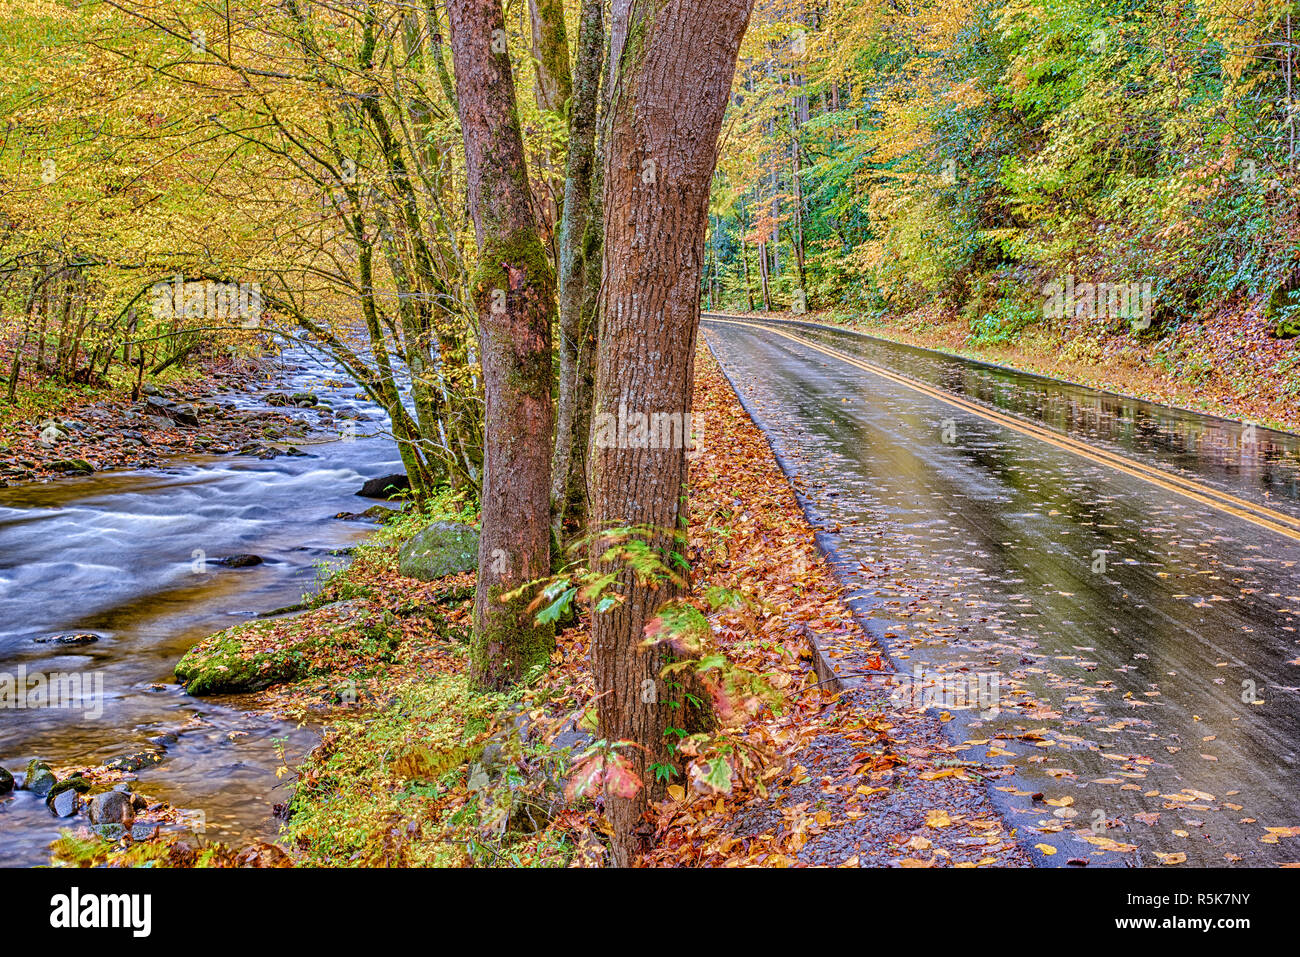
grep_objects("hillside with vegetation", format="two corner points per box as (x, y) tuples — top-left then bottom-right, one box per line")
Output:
(707, 0), (1300, 424)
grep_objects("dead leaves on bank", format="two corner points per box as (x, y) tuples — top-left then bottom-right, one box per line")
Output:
(637, 345), (1019, 867)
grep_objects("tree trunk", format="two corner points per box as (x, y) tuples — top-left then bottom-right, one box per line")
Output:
(591, 0), (754, 866)
(551, 0), (605, 543)
(528, 0), (572, 258)
(741, 213), (755, 310)
(446, 0), (557, 689)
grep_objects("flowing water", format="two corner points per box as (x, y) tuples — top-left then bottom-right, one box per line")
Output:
(0, 346), (402, 866)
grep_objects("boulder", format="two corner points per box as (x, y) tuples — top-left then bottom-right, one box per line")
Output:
(170, 403), (200, 427)
(48, 787), (79, 818)
(87, 789), (135, 826)
(176, 600), (399, 695)
(0, 766), (13, 794)
(46, 775), (91, 807)
(397, 522), (479, 581)
(333, 505), (399, 524)
(23, 760), (56, 796)
(102, 750), (163, 773)
(48, 459), (94, 475)
(290, 391), (318, 407)
(356, 472), (410, 500)
(35, 632), (101, 645)
(213, 554), (264, 568)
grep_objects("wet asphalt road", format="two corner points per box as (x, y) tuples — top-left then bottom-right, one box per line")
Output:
(702, 315), (1300, 867)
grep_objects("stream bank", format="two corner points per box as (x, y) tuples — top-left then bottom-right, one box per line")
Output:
(0, 343), (407, 865)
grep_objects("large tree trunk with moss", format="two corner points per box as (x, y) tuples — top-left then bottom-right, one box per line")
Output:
(446, 0), (556, 689)
(590, 0), (754, 865)
(550, 0), (605, 542)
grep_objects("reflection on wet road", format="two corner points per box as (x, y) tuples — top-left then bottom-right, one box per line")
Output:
(0, 346), (402, 865)
(703, 315), (1300, 867)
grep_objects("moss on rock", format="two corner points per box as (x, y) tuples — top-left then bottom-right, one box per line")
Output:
(175, 600), (401, 695)
(396, 521), (479, 581)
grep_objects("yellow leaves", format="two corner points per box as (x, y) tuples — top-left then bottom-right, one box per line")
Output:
(944, 77), (988, 110)
(1201, 0), (1278, 85)
(925, 809), (952, 828)
(667, 785), (685, 802)
(1081, 834), (1138, 854)
(918, 767), (967, 781)
(1155, 852), (1187, 865)
(1261, 826), (1300, 844)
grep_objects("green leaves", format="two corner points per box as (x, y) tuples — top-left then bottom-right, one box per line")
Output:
(535, 584), (578, 626)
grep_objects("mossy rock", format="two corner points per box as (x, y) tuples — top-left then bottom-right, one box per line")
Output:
(48, 458), (94, 474)
(23, 760), (56, 796)
(46, 775), (91, 811)
(175, 629), (305, 695)
(0, 766), (13, 794)
(47, 774), (91, 798)
(397, 521), (479, 581)
(175, 600), (401, 695)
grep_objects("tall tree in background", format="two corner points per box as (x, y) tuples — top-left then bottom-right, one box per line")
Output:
(591, 0), (755, 865)
(550, 0), (606, 540)
(445, 0), (557, 689)
(526, 0), (572, 254)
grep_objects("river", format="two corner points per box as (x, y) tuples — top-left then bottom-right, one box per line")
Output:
(0, 345), (402, 866)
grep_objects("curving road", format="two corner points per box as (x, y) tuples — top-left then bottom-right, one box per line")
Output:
(703, 313), (1300, 868)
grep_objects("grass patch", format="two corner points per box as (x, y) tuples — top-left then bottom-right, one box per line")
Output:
(284, 674), (576, 867)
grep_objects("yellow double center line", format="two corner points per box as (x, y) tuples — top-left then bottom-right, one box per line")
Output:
(703, 314), (1300, 545)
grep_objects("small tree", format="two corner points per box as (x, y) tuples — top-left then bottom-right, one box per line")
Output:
(445, 0), (557, 689)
